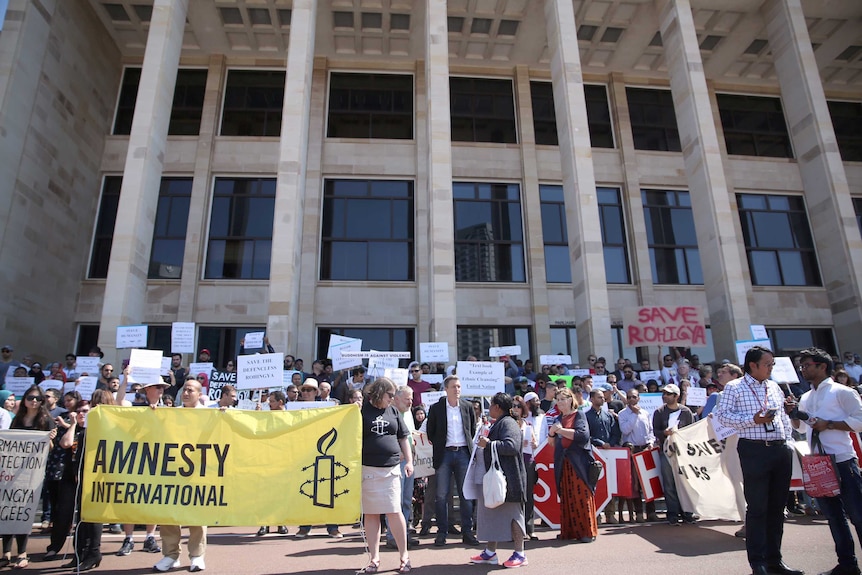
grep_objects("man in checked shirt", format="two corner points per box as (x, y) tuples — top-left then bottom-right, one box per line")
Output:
(715, 345), (803, 575)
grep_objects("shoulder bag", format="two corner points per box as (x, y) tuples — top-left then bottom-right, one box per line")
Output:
(483, 441), (507, 508)
(801, 431), (841, 498)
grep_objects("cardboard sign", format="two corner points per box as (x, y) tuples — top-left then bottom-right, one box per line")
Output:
(639, 370), (662, 383)
(624, 306), (706, 347)
(127, 349), (164, 385)
(489, 345), (521, 358)
(75, 376), (98, 401)
(4, 377), (35, 396)
(171, 322), (195, 354)
(424, 374), (444, 388)
(116, 325), (148, 349)
(638, 393), (664, 418)
(419, 342), (449, 363)
(329, 337), (363, 372)
(76, 356), (101, 376)
(384, 368), (409, 387)
(244, 331), (265, 350)
(540, 355), (571, 366)
(39, 380), (63, 392)
(686, 387), (707, 407)
(750, 324), (768, 340)
(237, 353), (284, 391)
(771, 357), (800, 384)
(420, 390), (446, 409)
(413, 432), (435, 478)
(161, 357), (172, 377)
(456, 361), (504, 396)
(0, 430), (52, 534)
(736, 339), (772, 364)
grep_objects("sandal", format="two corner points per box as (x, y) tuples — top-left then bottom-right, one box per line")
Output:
(398, 558), (412, 573)
(12, 555), (29, 569)
(356, 559), (380, 574)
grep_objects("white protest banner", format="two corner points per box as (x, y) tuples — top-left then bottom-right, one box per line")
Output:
(413, 433), (435, 478)
(568, 368), (591, 377)
(708, 414), (737, 441)
(368, 351), (401, 374)
(540, 355), (571, 366)
(342, 351), (411, 360)
(76, 356), (101, 376)
(420, 342), (449, 363)
(638, 393), (664, 418)
(686, 387), (707, 407)
(116, 325), (148, 349)
(330, 337), (363, 372)
(188, 362), (214, 379)
(420, 390), (446, 409)
(39, 380), (63, 393)
(424, 374), (444, 388)
(128, 349), (164, 385)
(160, 357), (172, 377)
(771, 357), (800, 384)
(489, 345), (521, 358)
(0, 430), (52, 533)
(237, 353), (283, 390)
(244, 331), (265, 349)
(664, 419), (743, 520)
(4, 377), (35, 396)
(75, 376), (98, 400)
(632, 448), (664, 502)
(384, 368), (409, 388)
(736, 339), (772, 364)
(750, 324), (768, 340)
(171, 322), (195, 354)
(456, 361), (505, 396)
(624, 306), (706, 347)
(639, 370), (662, 383)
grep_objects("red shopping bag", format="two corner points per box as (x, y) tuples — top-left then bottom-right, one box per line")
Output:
(801, 432), (840, 498)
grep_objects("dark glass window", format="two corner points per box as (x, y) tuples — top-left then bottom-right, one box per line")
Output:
(317, 328), (415, 369)
(539, 185), (629, 284)
(205, 178), (275, 279)
(828, 100), (862, 162)
(113, 68), (207, 136)
(327, 73), (413, 139)
(737, 194), (821, 286)
(626, 87), (681, 152)
(854, 197), (862, 238)
(454, 182), (525, 282)
(529, 82), (614, 148)
(146, 326), (172, 356)
(717, 94), (793, 158)
(450, 77), (517, 144)
(642, 189), (703, 284)
(220, 70), (285, 136)
(198, 326), (262, 370)
(149, 178), (192, 279)
(456, 327), (531, 363)
(767, 328), (836, 356)
(549, 327), (579, 360)
(75, 325), (100, 356)
(89, 176), (122, 278)
(320, 179), (414, 281)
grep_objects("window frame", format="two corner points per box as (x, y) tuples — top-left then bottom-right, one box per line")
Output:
(456, 326), (532, 364)
(148, 177), (193, 279)
(529, 81), (615, 148)
(218, 68), (287, 137)
(325, 71), (415, 140)
(626, 86), (682, 153)
(641, 188), (703, 285)
(827, 99), (862, 162)
(853, 197), (862, 238)
(449, 76), (519, 144)
(716, 92), (794, 159)
(87, 175), (123, 279)
(112, 66), (209, 136)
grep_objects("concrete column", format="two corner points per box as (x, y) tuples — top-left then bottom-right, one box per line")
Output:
(425, 0), (458, 362)
(514, 66), (552, 359)
(98, 0), (189, 357)
(763, 0), (862, 350)
(543, 0), (612, 362)
(655, 0), (752, 360)
(414, 61), (432, 343)
(267, 0), (317, 355)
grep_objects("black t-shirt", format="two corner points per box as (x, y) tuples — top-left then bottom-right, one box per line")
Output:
(361, 402), (408, 468)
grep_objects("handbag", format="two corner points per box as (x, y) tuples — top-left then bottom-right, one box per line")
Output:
(483, 441), (507, 508)
(801, 431), (841, 498)
(587, 451), (603, 488)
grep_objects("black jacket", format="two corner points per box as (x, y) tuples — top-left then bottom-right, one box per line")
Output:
(426, 396), (476, 469)
(483, 415), (527, 503)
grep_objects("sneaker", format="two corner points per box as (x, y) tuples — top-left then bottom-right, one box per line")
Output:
(277, 526), (288, 535)
(153, 556), (181, 572)
(143, 536), (162, 553)
(189, 556), (206, 572)
(117, 538), (134, 556)
(470, 551), (498, 565)
(503, 553), (528, 568)
(256, 526), (269, 536)
(327, 528), (343, 539)
(818, 566), (862, 575)
(295, 528), (310, 539)
(682, 514), (697, 524)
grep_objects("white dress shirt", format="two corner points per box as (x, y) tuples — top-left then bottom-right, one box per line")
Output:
(798, 377), (862, 462)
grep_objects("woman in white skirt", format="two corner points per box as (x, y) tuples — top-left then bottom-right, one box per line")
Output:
(470, 392), (529, 568)
(358, 377), (413, 574)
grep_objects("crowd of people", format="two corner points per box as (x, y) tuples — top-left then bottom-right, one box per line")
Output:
(2, 341), (862, 575)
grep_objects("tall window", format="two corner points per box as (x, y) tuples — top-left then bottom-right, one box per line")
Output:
(626, 87), (681, 152)
(146, 326), (172, 356)
(854, 197), (862, 237)
(549, 327), (579, 360)
(717, 94), (793, 158)
(76, 325), (100, 356)
(220, 70), (285, 137)
(149, 178), (192, 279)
(454, 182), (525, 282)
(457, 327), (531, 363)
(539, 185), (630, 284)
(767, 328), (836, 356)
(320, 179), (414, 281)
(89, 176), (122, 278)
(828, 100), (862, 162)
(327, 73), (413, 139)
(205, 178), (275, 279)
(450, 77), (517, 144)
(737, 194), (821, 286)
(529, 82), (614, 148)
(113, 68), (207, 136)
(317, 328), (415, 369)
(642, 189), (702, 284)
(198, 326), (262, 370)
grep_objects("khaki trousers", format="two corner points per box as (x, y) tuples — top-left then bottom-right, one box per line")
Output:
(160, 525), (207, 560)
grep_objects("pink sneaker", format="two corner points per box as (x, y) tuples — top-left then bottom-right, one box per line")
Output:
(503, 553), (528, 568)
(469, 551), (498, 565)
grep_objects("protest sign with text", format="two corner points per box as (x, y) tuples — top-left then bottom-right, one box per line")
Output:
(419, 342), (449, 363)
(413, 433), (434, 478)
(489, 345), (521, 358)
(171, 322), (195, 354)
(329, 337), (363, 372)
(735, 339), (772, 364)
(540, 355), (571, 366)
(456, 361), (504, 396)
(237, 353), (283, 390)
(243, 332), (265, 350)
(116, 325), (148, 349)
(4, 377), (35, 396)
(0, 430), (52, 533)
(76, 356), (101, 376)
(128, 349), (163, 385)
(624, 306), (706, 347)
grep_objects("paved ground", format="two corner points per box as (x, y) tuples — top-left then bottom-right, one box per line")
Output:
(25, 516), (844, 575)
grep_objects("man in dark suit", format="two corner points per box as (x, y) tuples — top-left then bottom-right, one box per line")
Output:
(426, 375), (479, 547)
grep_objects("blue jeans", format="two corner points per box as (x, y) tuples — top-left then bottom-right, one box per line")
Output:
(817, 459), (862, 570)
(659, 450), (682, 519)
(435, 448), (473, 536)
(387, 459), (415, 542)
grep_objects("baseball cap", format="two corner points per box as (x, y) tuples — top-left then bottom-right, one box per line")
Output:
(1, 345), (12, 352)
(663, 383), (681, 395)
(199, 348), (211, 355)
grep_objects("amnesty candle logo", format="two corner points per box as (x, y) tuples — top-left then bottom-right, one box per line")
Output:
(300, 428), (350, 508)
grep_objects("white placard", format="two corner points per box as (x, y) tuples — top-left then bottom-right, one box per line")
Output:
(161, 357), (172, 376)
(686, 387), (707, 407)
(4, 377), (35, 396)
(237, 399), (259, 411)
(489, 345), (521, 358)
(244, 331), (265, 349)
(75, 376), (98, 401)
(171, 322), (195, 353)
(736, 339), (772, 365)
(127, 349), (164, 385)
(420, 390), (447, 409)
(327, 334), (358, 357)
(420, 342), (450, 363)
(569, 368), (591, 377)
(39, 380), (63, 392)
(368, 351), (400, 374)
(771, 357), (800, 384)
(638, 392), (665, 418)
(341, 351), (412, 359)
(639, 370), (662, 383)
(540, 355), (572, 366)
(330, 337), (363, 371)
(750, 324), (768, 340)
(188, 362), (214, 379)
(424, 374), (444, 388)
(237, 353), (284, 390)
(456, 361), (505, 396)
(708, 414), (737, 441)
(384, 368), (409, 387)
(76, 356), (101, 376)
(591, 375), (608, 385)
(116, 325), (148, 349)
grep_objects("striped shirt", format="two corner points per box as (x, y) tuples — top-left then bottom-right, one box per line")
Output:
(715, 374), (792, 441)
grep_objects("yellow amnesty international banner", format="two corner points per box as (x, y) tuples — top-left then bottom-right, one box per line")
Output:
(81, 405), (361, 526)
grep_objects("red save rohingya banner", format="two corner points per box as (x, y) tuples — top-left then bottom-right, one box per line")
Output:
(624, 306), (706, 348)
(632, 447), (664, 502)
